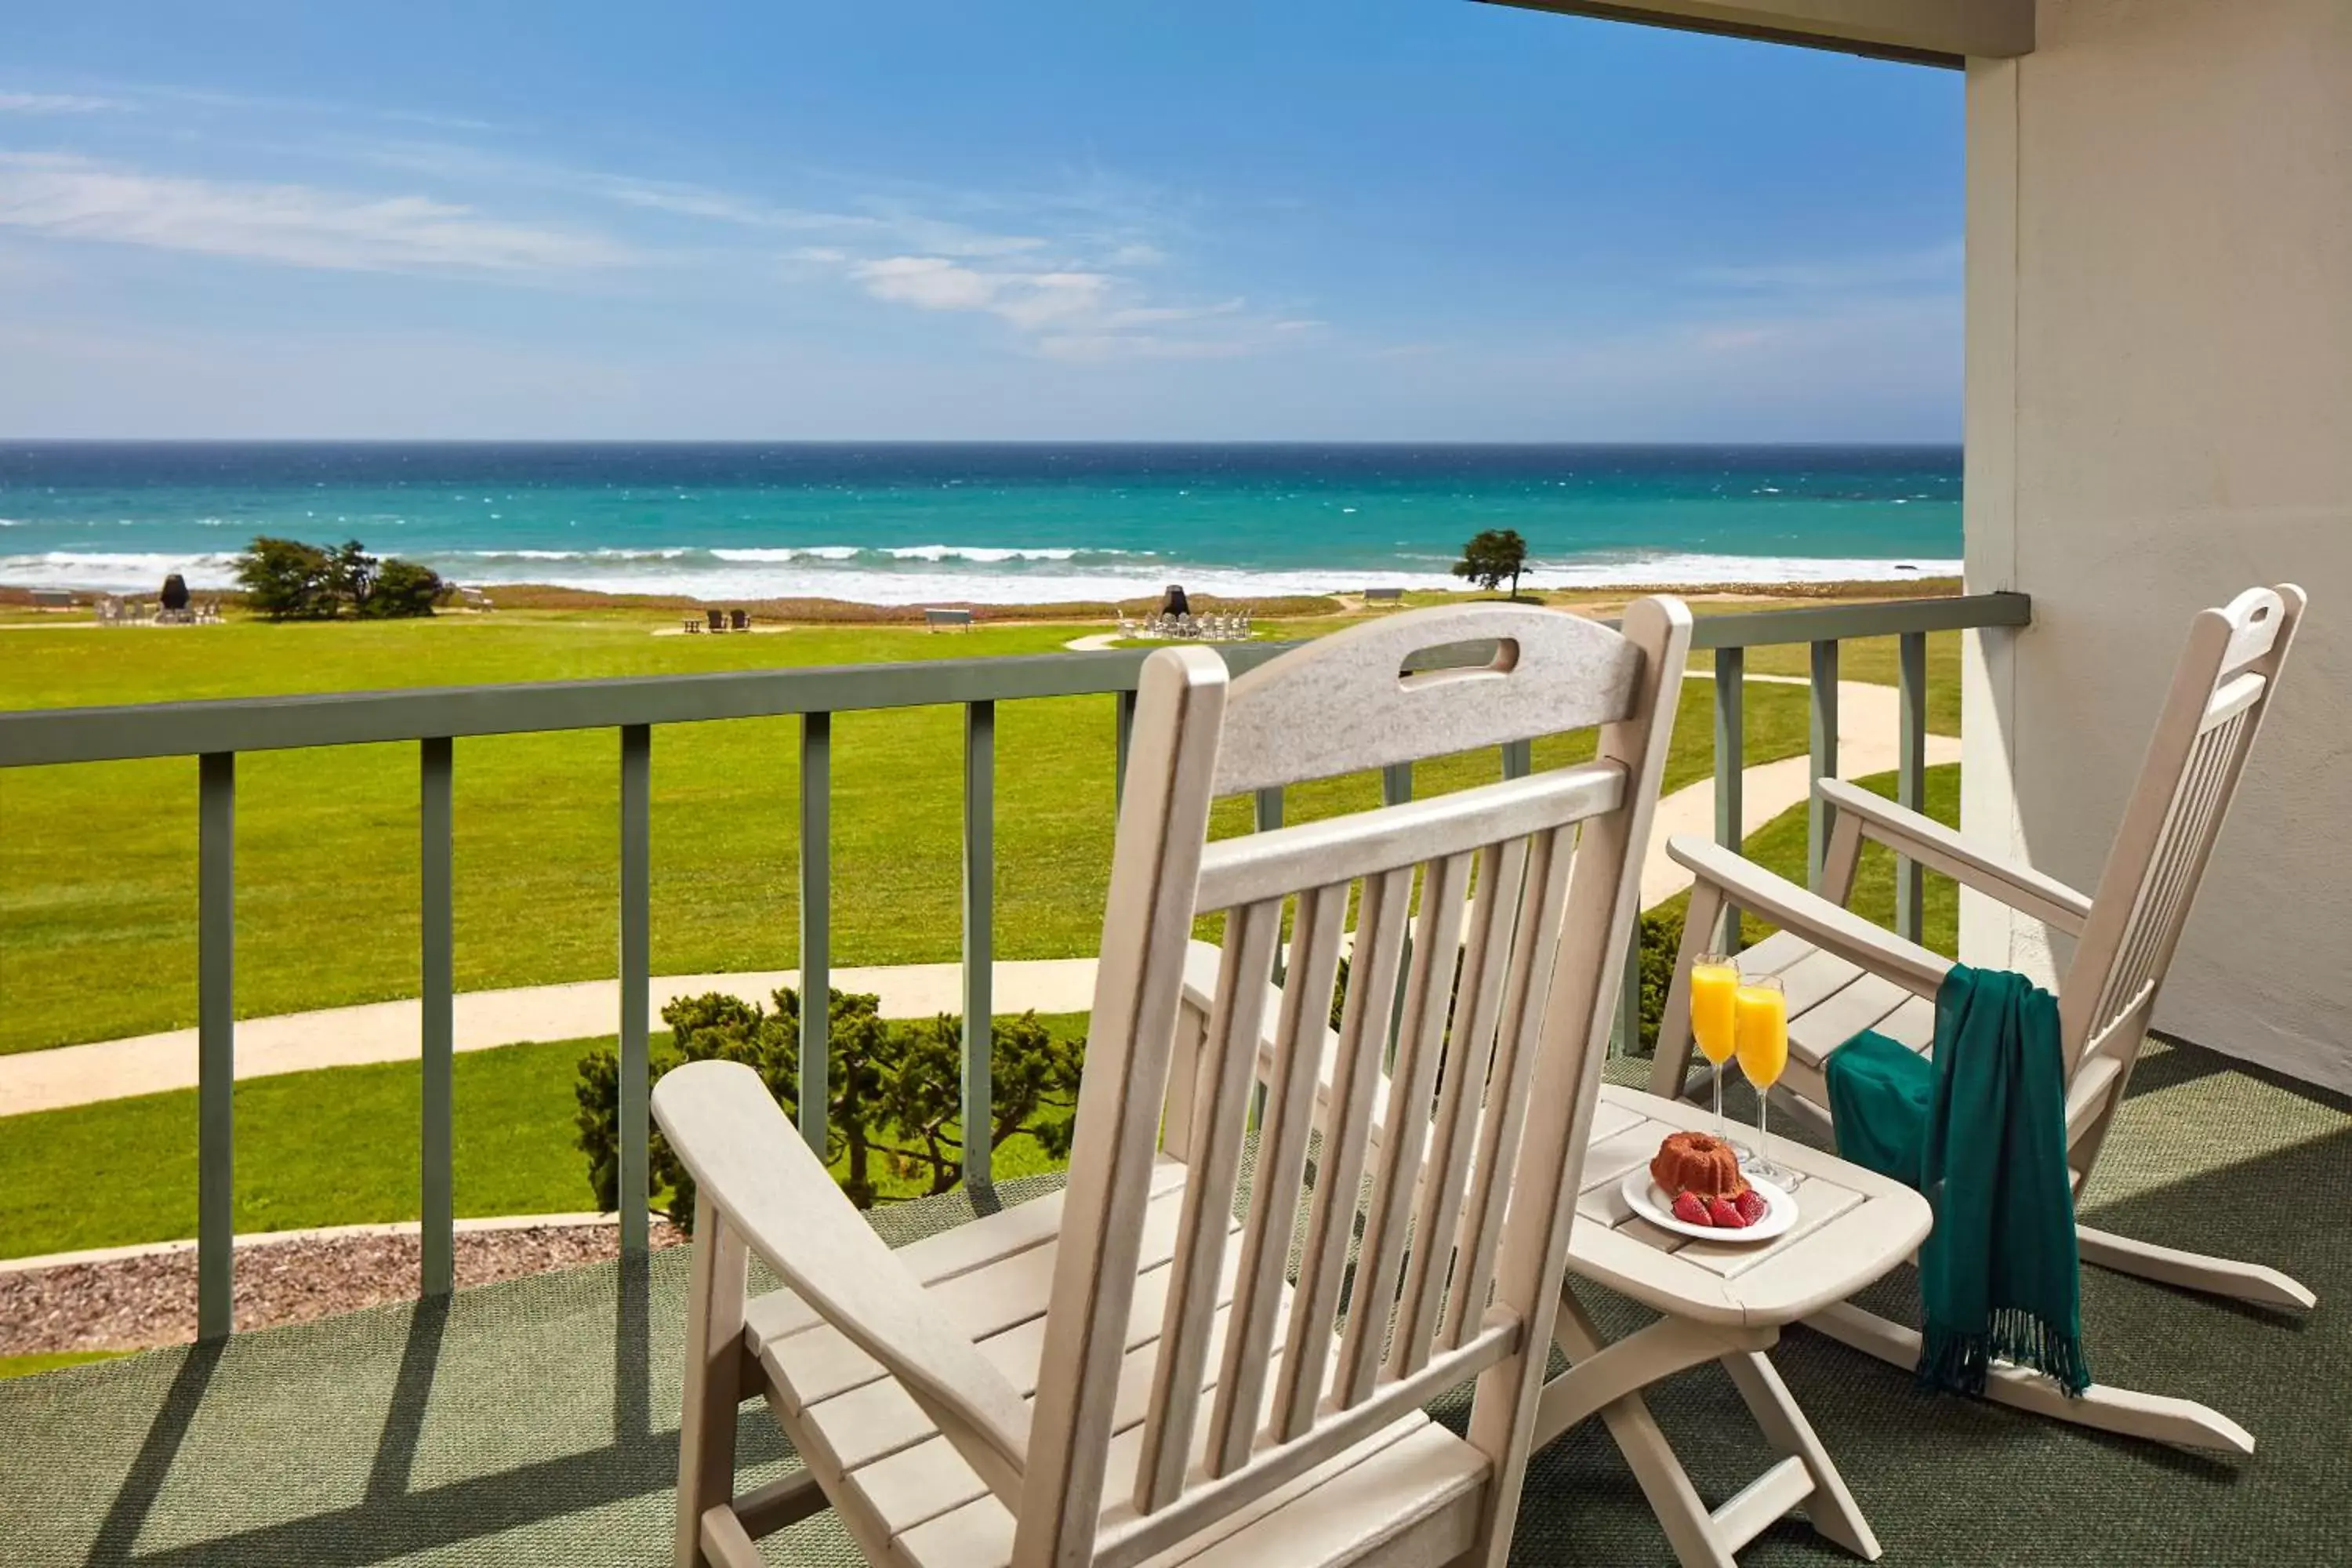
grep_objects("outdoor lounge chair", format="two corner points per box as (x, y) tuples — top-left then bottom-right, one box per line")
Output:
(652, 597), (1691, 1568)
(731, 608), (749, 631)
(1650, 584), (2310, 1454)
(708, 608), (728, 633)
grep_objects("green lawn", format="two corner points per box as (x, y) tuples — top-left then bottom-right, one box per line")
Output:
(1732, 630), (1965, 735)
(0, 612), (1843, 1051)
(0, 1009), (1092, 1261)
(1653, 762), (1965, 958)
(0, 759), (1970, 1264)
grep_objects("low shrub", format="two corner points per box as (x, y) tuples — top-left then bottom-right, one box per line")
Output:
(575, 988), (1081, 1225)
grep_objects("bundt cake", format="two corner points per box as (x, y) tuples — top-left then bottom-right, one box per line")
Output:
(1650, 1130), (1748, 1199)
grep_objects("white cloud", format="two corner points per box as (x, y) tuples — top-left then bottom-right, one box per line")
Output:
(843, 252), (1292, 359)
(0, 152), (633, 274)
(853, 255), (1004, 313)
(0, 92), (122, 115)
(0, 89), (1321, 359)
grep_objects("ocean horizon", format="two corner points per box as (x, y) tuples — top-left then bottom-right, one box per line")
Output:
(0, 441), (1961, 605)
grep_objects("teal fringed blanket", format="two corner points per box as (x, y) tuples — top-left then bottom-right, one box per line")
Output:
(1825, 963), (2090, 1397)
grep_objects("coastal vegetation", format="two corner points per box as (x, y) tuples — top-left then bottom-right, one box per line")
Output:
(0, 604), (1944, 1053)
(576, 989), (1080, 1218)
(1452, 528), (1532, 600)
(234, 535), (449, 620)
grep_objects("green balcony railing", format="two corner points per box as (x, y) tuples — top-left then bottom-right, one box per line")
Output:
(0, 590), (2029, 1340)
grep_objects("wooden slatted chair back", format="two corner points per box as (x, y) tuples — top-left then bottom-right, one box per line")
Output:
(1016, 600), (1692, 1568)
(2057, 585), (2306, 1163)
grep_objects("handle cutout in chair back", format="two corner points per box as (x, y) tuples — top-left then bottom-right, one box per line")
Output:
(1212, 603), (1644, 795)
(1398, 635), (1519, 688)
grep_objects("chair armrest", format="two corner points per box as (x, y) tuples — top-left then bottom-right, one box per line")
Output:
(1665, 836), (1954, 1000)
(1814, 778), (2091, 935)
(651, 1059), (1031, 1504)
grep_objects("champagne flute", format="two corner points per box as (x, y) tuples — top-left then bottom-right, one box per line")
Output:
(1687, 952), (1748, 1153)
(1733, 972), (1791, 1185)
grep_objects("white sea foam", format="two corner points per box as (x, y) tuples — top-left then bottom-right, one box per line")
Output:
(710, 546), (864, 562)
(884, 544), (1082, 562)
(0, 550), (245, 590)
(1, 546), (1960, 603)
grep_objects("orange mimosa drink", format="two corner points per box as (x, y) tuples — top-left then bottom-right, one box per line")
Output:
(1691, 960), (1740, 1065)
(1734, 974), (1791, 1184)
(1690, 954), (1743, 1146)
(1733, 983), (1788, 1091)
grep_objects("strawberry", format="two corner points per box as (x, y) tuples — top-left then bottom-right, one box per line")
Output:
(1733, 1189), (1769, 1226)
(1707, 1196), (1744, 1229)
(1671, 1191), (1713, 1227)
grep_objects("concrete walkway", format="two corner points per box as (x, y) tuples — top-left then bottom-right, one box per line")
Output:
(0, 960), (1099, 1117)
(0, 672), (1949, 1117)
(1641, 671), (1961, 906)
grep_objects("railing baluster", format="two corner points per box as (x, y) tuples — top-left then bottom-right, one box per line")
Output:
(1501, 739), (1533, 780)
(798, 713), (831, 1155)
(618, 725), (652, 1258)
(1807, 640), (1839, 893)
(197, 751), (235, 1340)
(419, 736), (454, 1298)
(1895, 632), (1928, 944)
(963, 700), (995, 1194)
(1713, 646), (1744, 953)
(1113, 688), (1137, 809)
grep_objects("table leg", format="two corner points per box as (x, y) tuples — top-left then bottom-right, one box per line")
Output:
(1720, 1351), (1880, 1560)
(1542, 1290), (1884, 1566)
(1543, 1292), (1751, 1568)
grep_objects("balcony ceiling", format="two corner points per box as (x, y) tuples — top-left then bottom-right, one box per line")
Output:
(1479, 0), (2034, 68)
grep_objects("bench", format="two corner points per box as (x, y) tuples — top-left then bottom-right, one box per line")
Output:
(1363, 586), (1404, 604)
(923, 607), (974, 632)
(29, 590), (73, 609)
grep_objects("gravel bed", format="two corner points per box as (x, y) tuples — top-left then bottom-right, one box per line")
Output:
(0, 1222), (688, 1355)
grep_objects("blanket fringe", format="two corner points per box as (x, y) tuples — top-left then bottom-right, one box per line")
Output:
(1918, 1308), (2091, 1398)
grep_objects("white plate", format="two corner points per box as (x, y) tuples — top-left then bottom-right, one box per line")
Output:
(1620, 1170), (1798, 1243)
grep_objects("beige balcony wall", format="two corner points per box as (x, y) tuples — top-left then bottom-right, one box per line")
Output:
(1962, 0), (2352, 1088)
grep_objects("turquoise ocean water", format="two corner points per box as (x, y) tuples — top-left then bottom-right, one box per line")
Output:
(0, 443), (1958, 604)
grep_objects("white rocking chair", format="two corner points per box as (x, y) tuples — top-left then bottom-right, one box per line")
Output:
(1650, 584), (2310, 1454)
(654, 597), (1693, 1567)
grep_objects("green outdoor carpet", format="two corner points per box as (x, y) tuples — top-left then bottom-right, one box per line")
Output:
(2, 1037), (2347, 1566)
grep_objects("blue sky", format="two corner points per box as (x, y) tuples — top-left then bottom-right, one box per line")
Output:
(0, 1), (1962, 441)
